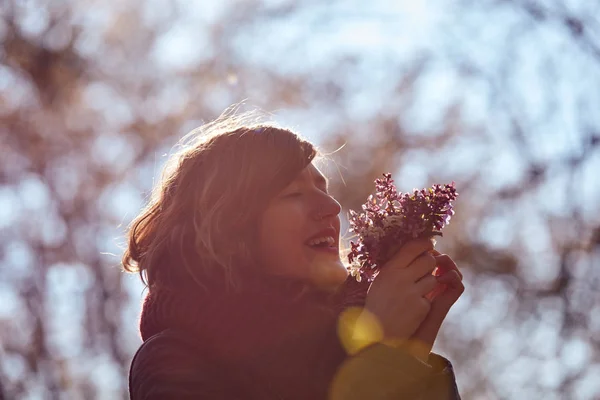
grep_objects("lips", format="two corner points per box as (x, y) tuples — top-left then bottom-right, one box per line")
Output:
(305, 227), (337, 244)
(304, 227), (339, 257)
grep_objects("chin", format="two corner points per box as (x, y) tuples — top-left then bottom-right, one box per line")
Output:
(308, 259), (349, 292)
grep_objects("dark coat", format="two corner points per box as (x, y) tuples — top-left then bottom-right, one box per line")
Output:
(129, 274), (461, 400)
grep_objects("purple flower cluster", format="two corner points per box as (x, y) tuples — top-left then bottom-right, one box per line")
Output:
(347, 173), (458, 282)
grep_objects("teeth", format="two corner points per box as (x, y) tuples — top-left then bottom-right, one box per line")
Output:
(306, 236), (335, 247)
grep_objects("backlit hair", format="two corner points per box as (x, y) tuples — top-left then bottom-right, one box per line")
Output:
(122, 107), (317, 292)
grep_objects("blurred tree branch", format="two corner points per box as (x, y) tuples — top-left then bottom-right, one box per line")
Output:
(1, 0), (599, 398)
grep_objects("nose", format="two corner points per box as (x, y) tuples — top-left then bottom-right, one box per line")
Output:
(312, 193), (342, 221)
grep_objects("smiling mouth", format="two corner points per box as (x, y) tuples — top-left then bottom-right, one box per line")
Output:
(305, 243), (339, 254)
(305, 230), (339, 254)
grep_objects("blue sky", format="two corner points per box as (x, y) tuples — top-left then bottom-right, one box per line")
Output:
(2, 0), (600, 397)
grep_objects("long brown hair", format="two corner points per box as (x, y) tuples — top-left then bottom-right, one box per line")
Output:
(122, 108), (317, 292)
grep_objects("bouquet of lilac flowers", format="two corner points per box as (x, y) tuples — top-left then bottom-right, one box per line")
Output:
(347, 173), (458, 283)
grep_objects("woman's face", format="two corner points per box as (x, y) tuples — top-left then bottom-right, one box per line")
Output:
(257, 163), (348, 290)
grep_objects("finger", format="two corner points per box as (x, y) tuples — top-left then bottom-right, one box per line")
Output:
(385, 238), (435, 272)
(436, 270), (464, 291)
(424, 283), (447, 302)
(434, 254), (462, 281)
(415, 275), (438, 296)
(406, 252), (437, 282)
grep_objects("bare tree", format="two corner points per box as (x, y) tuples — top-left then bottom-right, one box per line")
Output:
(1, 0), (598, 399)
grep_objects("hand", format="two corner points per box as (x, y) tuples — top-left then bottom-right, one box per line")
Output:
(364, 238), (438, 342)
(409, 251), (464, 360)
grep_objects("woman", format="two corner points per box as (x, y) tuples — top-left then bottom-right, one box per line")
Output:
(124, 110), (464, 400)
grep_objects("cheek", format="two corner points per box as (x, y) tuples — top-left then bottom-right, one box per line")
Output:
(258, 205), (309, 276)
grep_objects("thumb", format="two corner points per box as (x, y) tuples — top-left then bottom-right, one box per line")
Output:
(431, 270), (464, 308)
(436, 270), (462, 286)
